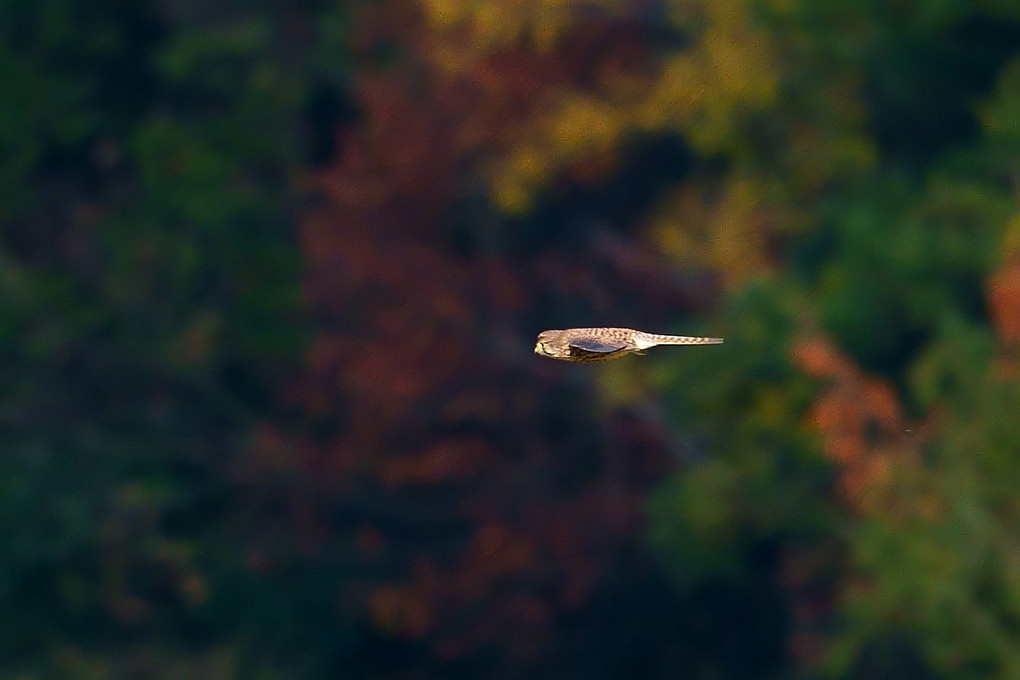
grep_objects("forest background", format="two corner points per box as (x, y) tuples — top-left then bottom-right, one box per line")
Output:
(1, 0), (1019, 678)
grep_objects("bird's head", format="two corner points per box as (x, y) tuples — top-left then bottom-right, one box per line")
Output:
(534, 330), (570, 359)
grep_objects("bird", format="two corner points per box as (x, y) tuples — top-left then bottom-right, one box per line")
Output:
(534, 327), (723, 362)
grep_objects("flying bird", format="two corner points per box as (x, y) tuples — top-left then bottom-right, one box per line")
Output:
(534, 327), (723, 362)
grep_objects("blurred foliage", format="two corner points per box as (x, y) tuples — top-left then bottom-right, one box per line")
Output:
(1, 0), (1018, 678)
(0, 0), (350, 676)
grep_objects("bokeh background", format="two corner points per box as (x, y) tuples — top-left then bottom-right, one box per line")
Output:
(2, 0), (1019, 678)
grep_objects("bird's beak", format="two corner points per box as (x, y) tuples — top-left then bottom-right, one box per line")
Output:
(534, 342), (543, 354)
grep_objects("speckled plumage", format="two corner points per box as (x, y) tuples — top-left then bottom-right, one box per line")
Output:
(534, 327), (723, 362)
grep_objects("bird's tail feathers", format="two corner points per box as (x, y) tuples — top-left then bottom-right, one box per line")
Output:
(636, 332), (724, 348)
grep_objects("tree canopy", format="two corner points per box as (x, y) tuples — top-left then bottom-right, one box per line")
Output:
(1, 0), (1018, 677)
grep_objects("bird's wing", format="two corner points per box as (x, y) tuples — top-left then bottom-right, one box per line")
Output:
(568, 336), (629, 354)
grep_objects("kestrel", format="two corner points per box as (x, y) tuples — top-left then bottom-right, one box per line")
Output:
(534, 327), (723, 362)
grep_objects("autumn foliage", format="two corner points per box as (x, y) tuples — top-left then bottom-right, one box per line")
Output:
(2, 0), (1019, 677)
(248, 2), (727, 667)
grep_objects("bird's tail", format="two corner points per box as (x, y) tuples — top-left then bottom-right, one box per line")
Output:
(636, 332), (724, 348)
